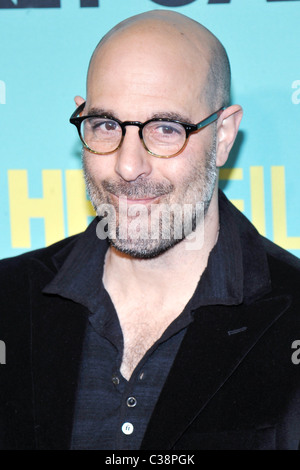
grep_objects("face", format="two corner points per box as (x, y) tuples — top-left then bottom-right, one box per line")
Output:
(82, 26), (219, 258)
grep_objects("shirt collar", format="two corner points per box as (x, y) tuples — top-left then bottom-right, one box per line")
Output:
(43, 218), (109, 314)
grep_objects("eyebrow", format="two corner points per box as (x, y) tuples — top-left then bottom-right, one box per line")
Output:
(87, 107), (116, 117)
(151, 112), (193, 124)
(86, 107), (194, 124)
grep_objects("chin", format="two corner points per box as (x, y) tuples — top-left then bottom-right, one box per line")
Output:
(108, 235), (184, 259)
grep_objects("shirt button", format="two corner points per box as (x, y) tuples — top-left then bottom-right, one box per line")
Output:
(121, 422), (134, 435)
(112, 375), (120, 385)
(127, 396), (137, 408)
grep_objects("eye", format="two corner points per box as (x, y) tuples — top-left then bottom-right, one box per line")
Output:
(145, 121), (185, 143)
(91, 118), (118, 131)
(157, 124), (181, 135)
(85, 117), (121, 135)
(102, 120), (118, 132)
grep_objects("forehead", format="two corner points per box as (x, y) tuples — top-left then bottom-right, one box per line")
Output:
(86, 26), (211, 119)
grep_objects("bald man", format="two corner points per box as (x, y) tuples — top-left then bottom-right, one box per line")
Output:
(0, 10), (300, 451)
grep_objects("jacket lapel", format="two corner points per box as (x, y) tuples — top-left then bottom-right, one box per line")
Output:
(29, 259), (89, 450)
(141, 294), (291, 449)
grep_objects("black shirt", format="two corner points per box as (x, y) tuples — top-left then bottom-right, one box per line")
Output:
(45, 191), (244, 450)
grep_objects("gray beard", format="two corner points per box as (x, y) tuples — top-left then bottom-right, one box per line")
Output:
(83, 131), (217, 259)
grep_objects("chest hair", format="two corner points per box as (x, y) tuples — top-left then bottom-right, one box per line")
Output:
(118, 306), (183, 381)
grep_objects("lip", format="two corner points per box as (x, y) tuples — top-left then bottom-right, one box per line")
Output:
(126, 197), (159, 205)
(110, 193), (161, 205)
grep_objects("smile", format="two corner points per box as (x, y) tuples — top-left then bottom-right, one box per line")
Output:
(109, 193), (162, 206)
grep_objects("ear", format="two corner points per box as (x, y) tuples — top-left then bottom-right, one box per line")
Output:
(216, 105), (243, 167)
(74, 95), (85, 108)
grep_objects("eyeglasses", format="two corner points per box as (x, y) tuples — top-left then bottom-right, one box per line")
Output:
(70, 102), (225, 158)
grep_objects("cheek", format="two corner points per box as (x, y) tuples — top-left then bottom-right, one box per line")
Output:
(83, 152), (115, 182)
(165, 145), (206, 184)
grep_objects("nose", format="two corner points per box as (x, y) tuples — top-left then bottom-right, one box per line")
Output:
(114, 126), (153, 182)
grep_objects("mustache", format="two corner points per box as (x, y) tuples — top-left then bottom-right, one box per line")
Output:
(102, 180), (174, 199)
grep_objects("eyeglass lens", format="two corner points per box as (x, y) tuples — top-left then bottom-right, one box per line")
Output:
(81, 117), (187, 156)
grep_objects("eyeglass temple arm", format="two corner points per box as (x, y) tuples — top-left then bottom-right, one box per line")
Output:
(196, 107), (225, 130)
(70, 101), (86, 121)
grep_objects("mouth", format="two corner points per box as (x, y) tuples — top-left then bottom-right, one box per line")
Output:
(109, 193), (162, 206)
(125, 196), (160, 205)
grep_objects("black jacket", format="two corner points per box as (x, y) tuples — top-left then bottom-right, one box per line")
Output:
(0, 194), (300, 450)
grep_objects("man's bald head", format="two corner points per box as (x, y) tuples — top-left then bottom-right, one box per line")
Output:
(88, 10), (231, 110)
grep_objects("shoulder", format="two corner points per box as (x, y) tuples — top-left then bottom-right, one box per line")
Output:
(0, 234), (83, 345)
(0, 234), (80, 289)
(262, 236), (300, 270)
(220, 190), (300, 293)
(261, 236), (300, 294)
